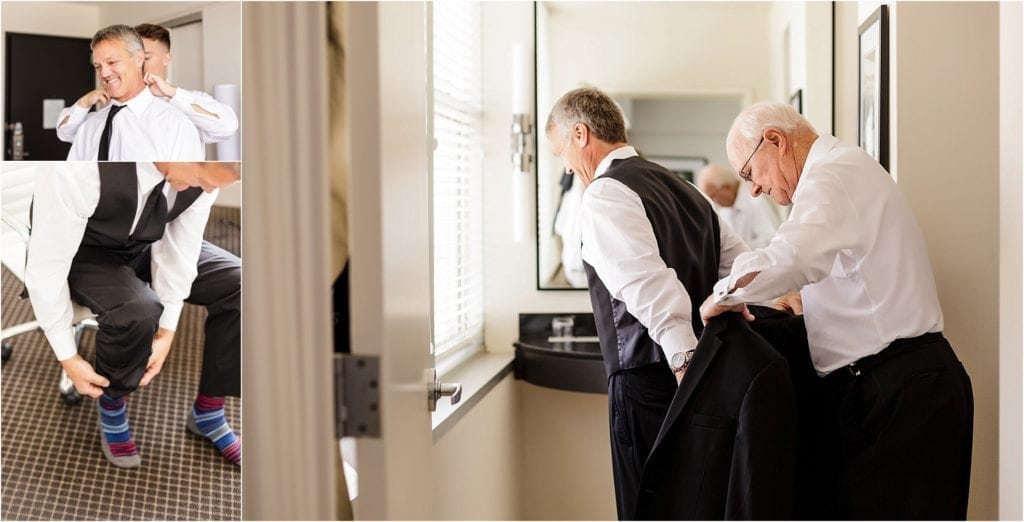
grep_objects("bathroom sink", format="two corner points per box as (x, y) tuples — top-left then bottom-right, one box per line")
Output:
(514, 313), (607, 394)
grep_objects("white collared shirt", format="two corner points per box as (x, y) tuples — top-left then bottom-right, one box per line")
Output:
(580, 145), (749, 365)
(57, 86), (238, 145)
(713, 135), (944, 374)
(24, 162), (216, 361)
(63, 88), (204, 161)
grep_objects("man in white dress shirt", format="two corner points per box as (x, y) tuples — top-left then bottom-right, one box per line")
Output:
(545, 87), (753, 519)
(696, 163), (782, 249)
(700, 102), (973, 519)
(57, 23), (238, 146)
(25, 162), (241, 468)
(61, 25), (203, 161)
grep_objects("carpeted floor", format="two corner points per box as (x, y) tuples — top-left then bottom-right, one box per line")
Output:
(1, 205), (241, 521)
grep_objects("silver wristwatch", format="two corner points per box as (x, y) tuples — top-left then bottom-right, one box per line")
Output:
(670, 349), (695, 373)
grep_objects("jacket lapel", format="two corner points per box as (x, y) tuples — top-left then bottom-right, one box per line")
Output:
(645, 316), (727, 464)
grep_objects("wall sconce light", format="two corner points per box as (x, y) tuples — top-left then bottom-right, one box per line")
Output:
(511, 43), (533, 243)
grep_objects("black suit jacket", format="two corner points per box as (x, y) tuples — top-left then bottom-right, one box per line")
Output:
(634, 313), (796, 520)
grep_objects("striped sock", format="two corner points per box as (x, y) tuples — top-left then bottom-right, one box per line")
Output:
(98, 393), (138, 458)
(190, 394), (241, 465)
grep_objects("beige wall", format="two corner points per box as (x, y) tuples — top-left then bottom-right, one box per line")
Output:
(0, 1), (100, 38)
(520, 383), (616, 520)
(890, 3), (1000, 519)
(433, 376), (523, 520)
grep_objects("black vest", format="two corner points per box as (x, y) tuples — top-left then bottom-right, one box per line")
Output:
(583, 156), (721, 377)
(82, 162), (203, 257)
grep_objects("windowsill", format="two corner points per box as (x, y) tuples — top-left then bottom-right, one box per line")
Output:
(431, 350), (514, 443)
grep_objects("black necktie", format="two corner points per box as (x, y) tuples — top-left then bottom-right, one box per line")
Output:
(131, 180), (168, 241)
(97, 104), (126, 161)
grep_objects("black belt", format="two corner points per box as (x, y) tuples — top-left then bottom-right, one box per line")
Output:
(821, 332), (946, 388)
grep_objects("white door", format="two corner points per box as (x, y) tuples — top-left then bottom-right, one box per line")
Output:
(345, 2), (436, 519)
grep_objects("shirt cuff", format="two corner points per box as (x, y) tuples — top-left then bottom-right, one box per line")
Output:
(61, 104), (90, 126)
(46, 327), (78, 361)
(713, 277), (744, 306)
(158, 301), (184, 332)
(658, 324), (699, 362)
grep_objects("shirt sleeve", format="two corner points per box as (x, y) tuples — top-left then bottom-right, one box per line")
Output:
(149, 189), (216, 331)
(55, 104), (89, 143)
(24, 165), (100, 361)
(713, 169), (859, 306)
(580, 178), (699, 362)
(164, 110), (207, 161)
(168, 88), (240, 144)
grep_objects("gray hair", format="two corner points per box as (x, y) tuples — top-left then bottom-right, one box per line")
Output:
(728, 101), (816, 143)
(546, 87), (628, 144)
(697, 163), (740, 188)
(91, 24), (145, 55)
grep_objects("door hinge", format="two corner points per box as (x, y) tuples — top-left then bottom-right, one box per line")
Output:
(334, 354), (381, 438)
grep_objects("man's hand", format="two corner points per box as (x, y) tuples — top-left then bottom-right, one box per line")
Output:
(673, 369), (686, 385)
(139, 328), (175, 387)
(60, 354), (109, 398)
(75, 89), (109, 109)
(699, 294), (755, 325)
(771, 290), (803, 315)
(144, 72), (178, 99)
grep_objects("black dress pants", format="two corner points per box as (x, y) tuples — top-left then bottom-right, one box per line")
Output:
(607, 361), (676, 520)
(818, 333), (974, 520)
(68, 240), (240, 399)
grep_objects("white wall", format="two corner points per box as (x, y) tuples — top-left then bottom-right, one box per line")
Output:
(888, 3), (1000, 519)
(998, 2), (1023, 519)
(1, 1), (100, 38)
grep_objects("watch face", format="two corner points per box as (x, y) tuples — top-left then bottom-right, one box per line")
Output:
(671, 352), (686, 370)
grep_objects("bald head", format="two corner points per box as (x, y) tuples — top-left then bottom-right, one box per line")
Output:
(697, 164), (741, 207)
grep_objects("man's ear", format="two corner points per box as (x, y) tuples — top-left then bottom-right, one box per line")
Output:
(572, 123), (589, 148)
(133, 51), (145, 70)
(764, 128), (787, 152)
(163, 51), (172, 69)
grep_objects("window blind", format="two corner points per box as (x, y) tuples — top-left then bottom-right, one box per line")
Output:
(431, 0), (484, 365)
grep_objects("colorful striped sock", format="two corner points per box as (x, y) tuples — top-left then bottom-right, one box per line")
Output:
(188, 394), (241, 465)
(98, 393), (140, 467)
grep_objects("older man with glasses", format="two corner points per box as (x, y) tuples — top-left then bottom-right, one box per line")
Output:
(701, 101), (973, 520)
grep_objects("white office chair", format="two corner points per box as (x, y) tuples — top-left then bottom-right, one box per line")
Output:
(1, 163), (97, 405)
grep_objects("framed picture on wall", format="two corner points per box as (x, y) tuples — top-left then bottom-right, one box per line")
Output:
(789, 89), (803, 114)
(646, 156), (708, 183)
(858, 4), (889, 171)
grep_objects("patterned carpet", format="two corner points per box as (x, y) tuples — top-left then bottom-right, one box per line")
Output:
(1, 205), (241, 521)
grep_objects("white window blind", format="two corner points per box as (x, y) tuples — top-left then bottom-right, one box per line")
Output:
(431, 0), (484, 367)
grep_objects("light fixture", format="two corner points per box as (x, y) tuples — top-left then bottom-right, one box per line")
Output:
(511, 43), (533, 243)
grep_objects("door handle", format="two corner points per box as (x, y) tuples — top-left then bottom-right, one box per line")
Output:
(427, 368), (462, 412)
(9, 122), (26, 160)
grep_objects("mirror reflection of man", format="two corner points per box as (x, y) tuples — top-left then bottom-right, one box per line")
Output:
(696, 163), (782, 249)
(58, 25), (203, 161)
(57, 23), (239, 146)
(25, 162), (241, 468)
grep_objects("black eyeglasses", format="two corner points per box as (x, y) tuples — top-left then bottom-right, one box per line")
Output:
(738, 137), (764, 182)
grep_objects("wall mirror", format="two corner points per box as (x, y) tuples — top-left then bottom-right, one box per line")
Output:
(535, 1), (833, 289)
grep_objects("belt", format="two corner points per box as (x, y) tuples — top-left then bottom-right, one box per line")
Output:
(821, 332), (946, 388)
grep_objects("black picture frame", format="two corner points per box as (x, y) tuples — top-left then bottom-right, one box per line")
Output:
(789, 89), (803, 114)
(858, 5), (889, 171)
